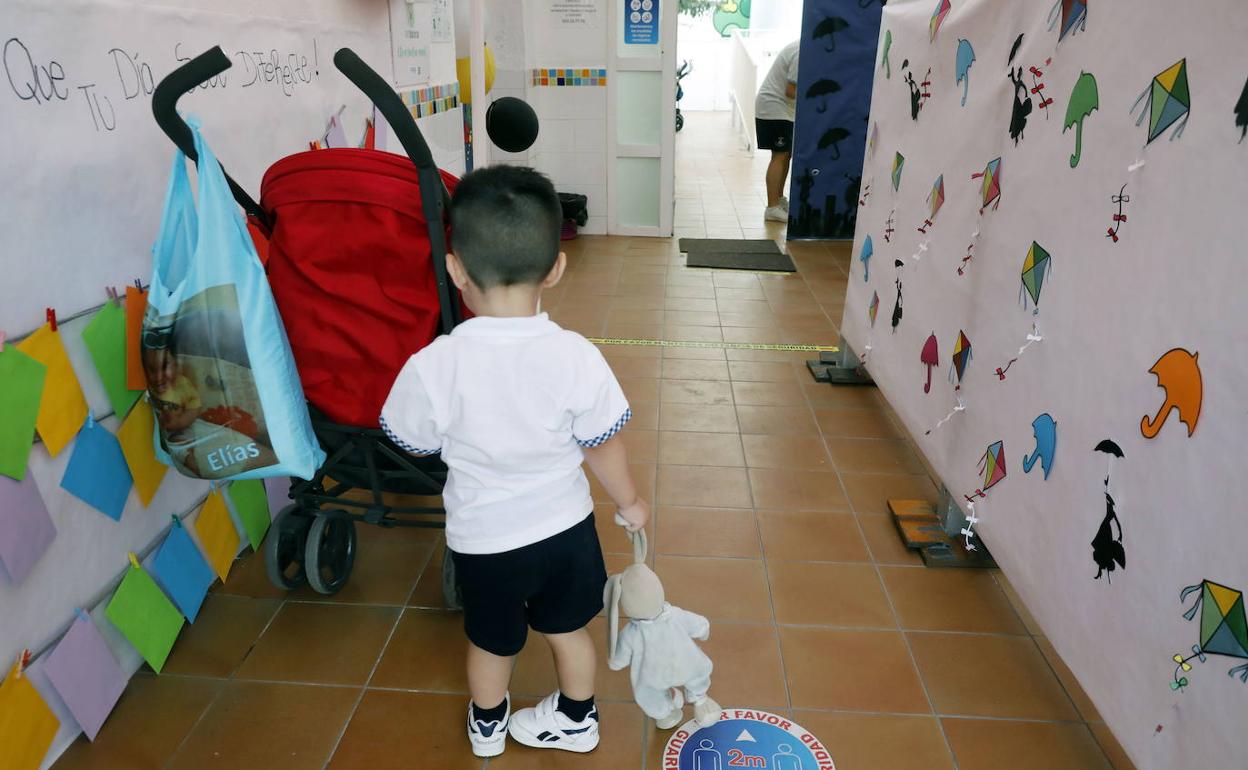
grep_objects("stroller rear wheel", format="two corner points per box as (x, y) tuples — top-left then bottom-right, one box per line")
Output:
(265, 505), (311, 590)
(305, 513), (357, 595)
(441, 549), (463, 610)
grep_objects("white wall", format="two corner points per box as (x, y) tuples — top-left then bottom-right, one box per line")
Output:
(0, 1), (458, 764)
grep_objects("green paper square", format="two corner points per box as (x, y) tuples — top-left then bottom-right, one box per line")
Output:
(82, 303), (142, 419)
(228, 479), (271, 551)
(105, 564), (184, 672)
(0, 347), (47, 480)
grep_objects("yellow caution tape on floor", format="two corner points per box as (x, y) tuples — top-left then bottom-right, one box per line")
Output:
(587, 337), (839, 352)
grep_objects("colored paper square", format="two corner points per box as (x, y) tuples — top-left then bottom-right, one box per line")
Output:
(541, 77), (549, 85)
(0, 473), (56, 584)
(16, 324), (87, 458)
(195, 490), (240, 582)
(81, 302), (143, 420)
(42, 615), (127, 741)
(104, 564), (184, 673)
(228, 479), (271, 551)
(125, 287), (148, 391)
(116, 401), (167, 507)
(557, 78), (565, 86)
(60, 418), (133, 522)
(0, 661), (60, 770)
(0, 346), (46, 481)
(151, 521), (215, 622)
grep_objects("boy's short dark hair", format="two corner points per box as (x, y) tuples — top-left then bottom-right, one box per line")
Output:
(449, 165), (562, 288)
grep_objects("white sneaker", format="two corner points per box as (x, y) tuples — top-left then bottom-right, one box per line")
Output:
(778, 195), (790, 211)
(764, 205), (789, 223)
(467, 695), (510, 758)
(508, 692), (600, 753)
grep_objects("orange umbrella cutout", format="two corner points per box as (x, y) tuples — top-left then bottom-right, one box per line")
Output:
(1141, 348), (1202, 438)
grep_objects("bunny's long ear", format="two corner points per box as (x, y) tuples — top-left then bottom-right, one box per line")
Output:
(631, 528), (648, 565)
(604, 575), (623, 661)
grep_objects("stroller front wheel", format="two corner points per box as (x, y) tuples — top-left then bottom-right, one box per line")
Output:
(305, 513), (357, 595)
(265, 505), (311, 590)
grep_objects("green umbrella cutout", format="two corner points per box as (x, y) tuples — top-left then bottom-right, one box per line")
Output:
(1064, 72), (1099, 168)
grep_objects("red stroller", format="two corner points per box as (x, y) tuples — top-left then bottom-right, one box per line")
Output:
(152, 48), (511, 602)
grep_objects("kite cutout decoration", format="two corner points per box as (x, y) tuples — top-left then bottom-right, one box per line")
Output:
(917, 175), (945, 234)
(1107, 184), (1130, 242)
(1022, 414), (1056, 479)
(1064, 72), (1099, 167)
(891, 152), (905, 192)
(1131, 59), (1191, 144)
(920, 334), (939, 393)
(869, 122), (880, 156)
(1171, 580), (1248, 691)
(868, 291), (880, 327)
(860, 236), (873, 281)
(966, 440), (1006, 500)
(1020, 241), (1051, 311)
(930, 0), (950, 42)
(949, 330), (972, 389)
(971, 158), (1001, 213)
(955, 39), (976, 106)
(1141, 348), (1202, 438)
(1091, 439), (1124, 583)
(1048, 0), (1087, 42)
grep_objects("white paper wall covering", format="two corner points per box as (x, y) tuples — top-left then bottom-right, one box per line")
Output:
(842, 3), (1248, 769)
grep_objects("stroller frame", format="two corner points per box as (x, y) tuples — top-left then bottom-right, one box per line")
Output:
(152, 46), (463, 603)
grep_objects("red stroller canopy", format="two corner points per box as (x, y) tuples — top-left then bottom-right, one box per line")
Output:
(261, 148), (462, 428)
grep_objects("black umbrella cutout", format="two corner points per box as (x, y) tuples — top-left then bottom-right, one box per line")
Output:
(818, 127), (851, 160)
(1007, 33), (1024, 67)
(806, 79), (842, 113)
(813, 17), (850, 52)
(1093, 439), (1124, 458)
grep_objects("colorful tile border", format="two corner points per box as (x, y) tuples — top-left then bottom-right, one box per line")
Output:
(402, 82), (460, 119)
(531, 68), (608, 87)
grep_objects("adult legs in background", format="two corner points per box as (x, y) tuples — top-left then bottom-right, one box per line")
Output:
(766, 150), (792, 208)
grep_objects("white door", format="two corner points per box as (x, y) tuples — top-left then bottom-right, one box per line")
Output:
(606, 0), (677, 236)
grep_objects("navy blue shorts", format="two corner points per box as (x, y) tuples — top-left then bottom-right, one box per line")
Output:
(756, 118), (794, 152)
(451, 513), (607, 657)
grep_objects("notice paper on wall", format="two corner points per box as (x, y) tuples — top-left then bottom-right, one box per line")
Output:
(551, 0), (602, 30)
(390, 0), (433, 86)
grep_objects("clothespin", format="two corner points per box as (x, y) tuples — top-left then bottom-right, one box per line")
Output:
(128, 552), (141, 569)
(15, 649), (31, 679)
(106, 287), (121, 307)
(74, 607), (90, 623)
(1128, 159), (1146, 172)
(46, 308), (57, 332)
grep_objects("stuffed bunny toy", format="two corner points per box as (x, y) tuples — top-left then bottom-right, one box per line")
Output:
(604, 521), (722, 730)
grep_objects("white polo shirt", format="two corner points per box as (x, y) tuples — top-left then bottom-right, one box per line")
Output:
(755, 41), (801, 122)
(379, 313), (631, 555)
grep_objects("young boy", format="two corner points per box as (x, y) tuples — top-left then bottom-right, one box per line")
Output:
(380, 165), (650, 758)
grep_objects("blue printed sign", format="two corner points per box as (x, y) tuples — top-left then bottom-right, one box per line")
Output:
(662, 710), (835, 769)
(624, 0), (659, 45)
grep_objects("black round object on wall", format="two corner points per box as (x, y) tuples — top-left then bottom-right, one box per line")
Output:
(486, 97), (540, 153)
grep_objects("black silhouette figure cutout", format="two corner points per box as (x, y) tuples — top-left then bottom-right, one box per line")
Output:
(1092, 480), (1126, 581)
(1235, 75), (1247, 144)
(1008, 66), (1033, 144)
(903, 60), (922, 120)
(891, 271), (903, 332)
(1007, 33), (1024, 67)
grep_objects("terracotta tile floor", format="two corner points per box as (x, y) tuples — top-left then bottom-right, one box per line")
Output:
(55, 112), (1133, 769)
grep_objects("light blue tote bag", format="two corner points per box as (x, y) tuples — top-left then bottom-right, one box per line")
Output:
(142, 118), (324, 481)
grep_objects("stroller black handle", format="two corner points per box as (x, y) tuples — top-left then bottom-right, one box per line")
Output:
(150, 46), (270, 228)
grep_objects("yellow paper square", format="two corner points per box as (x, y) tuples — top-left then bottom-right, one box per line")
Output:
(194, 490), (240, 582)
(0, 662), (60, 770)
(116, 401), (168, 507)
(16, 324), (87, 457)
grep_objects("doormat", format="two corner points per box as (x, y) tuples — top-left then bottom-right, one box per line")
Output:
(684, 250), (797, 272)
(663, 709), (835, 769)
(679, 238), (783, 254)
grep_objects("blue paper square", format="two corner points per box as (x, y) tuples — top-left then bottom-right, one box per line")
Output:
(151, 522), (215, 622)
(60, 418), (132, 521)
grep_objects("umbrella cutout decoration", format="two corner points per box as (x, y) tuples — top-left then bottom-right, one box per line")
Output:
(971, 158), (1002, 213)
(859, 236), (873, 281)
(881, 29), (893, 78)
(955, 39), (976, 106)
(1171, 580), (1248, 691)
(920, 334), (939, 393)
(930, 0), (951, 42)
(948, 331), (972, 389)
(1131, 59), (1191, 144)
(813, 16), (850, 53)
(1048, 0), (1088, 42)
(1064, 72), (1099, 168)
(1141, 348), (1202, 438)
(1091, 439), (1125, 583)
(1022, 413), (1057, 480)
(917, 175), (945, 234)
(807, 79), (842, 114)
(818, 127), (852, 160)
(891, 152), (905, 192)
